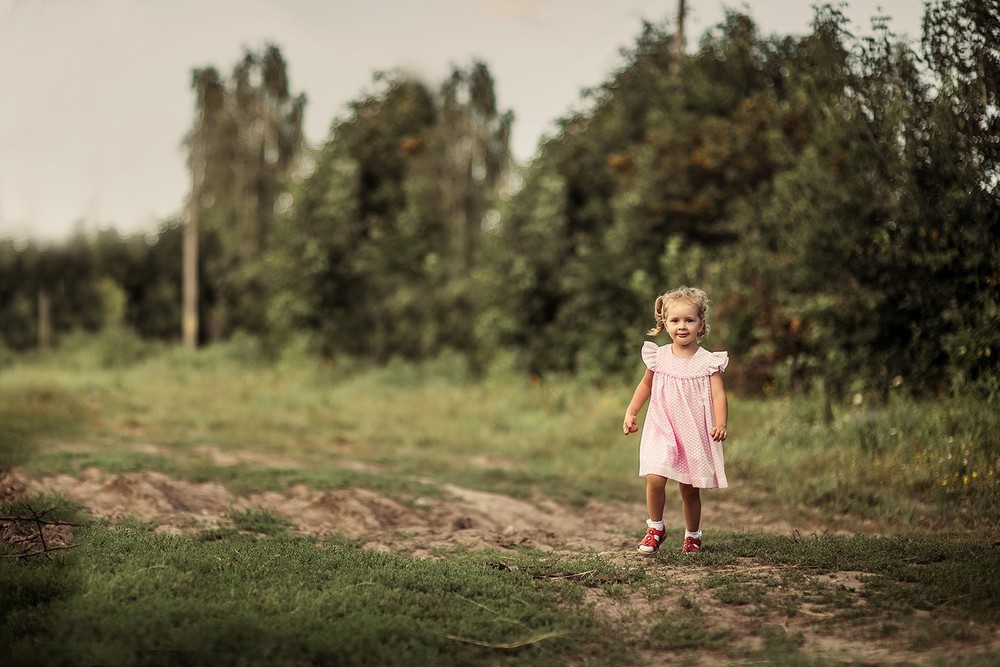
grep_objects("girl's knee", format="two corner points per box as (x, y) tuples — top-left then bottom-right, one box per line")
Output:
(679, 483), (700, 500)
(646, 475), (668, 490)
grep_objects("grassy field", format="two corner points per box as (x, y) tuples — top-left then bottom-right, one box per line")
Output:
(1, 334), (998, 665)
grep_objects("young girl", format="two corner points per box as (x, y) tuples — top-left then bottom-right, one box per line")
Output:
(622, 286), (728, 555)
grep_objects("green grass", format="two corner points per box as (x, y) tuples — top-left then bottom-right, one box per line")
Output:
(1, 335), (998, 665)
(0, 384), (89, 467)
(3, 335), (996, 527)
(1, 341), (639, 507)
(0, 526), (619, 667)
(726, 395), (1000, 530)
(2, 520), (996, 666)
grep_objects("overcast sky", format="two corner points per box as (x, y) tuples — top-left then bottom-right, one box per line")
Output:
(0, 0), (925, 242)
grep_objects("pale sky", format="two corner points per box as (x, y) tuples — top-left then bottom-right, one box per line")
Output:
(0, 0), (925, 242)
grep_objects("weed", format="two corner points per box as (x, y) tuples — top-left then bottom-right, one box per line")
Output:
(703, 571), (767, 606)
(226, 507), (292, 536)
(646, 606), (731, 650)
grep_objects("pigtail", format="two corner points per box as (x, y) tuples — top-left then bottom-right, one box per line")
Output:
(646, 295), (666, 336)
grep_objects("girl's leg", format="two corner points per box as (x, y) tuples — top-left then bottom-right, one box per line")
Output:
(645, 475), (668, 521)
(678, 483), (701, 532)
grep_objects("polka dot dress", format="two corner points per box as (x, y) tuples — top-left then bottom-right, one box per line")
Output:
(638, 342), (729, 488)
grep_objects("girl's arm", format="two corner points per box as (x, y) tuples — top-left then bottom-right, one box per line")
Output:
(623, 369), (654, 435)
(709, 371), (728, 442)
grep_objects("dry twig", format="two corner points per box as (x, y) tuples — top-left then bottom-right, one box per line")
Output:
(0, 502), (82, 559)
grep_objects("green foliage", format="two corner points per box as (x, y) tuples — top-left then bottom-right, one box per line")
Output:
(273, 63), (512, 363)
(0, 226), (182, 353)
(480, 2), (998, 399)
(187, 44), (307, 342)
(271, 73), (442, 360)
(2, 3), (997, 401)
(91, 224), (183, 340)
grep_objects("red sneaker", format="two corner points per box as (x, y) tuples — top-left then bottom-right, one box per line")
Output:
(682, 536), (702, 554)
(638, 527), (666, 554)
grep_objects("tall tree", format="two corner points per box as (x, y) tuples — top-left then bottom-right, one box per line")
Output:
(183, 45), (305, 343)
(274, 73), (438, 359)
(919, 0), (1000, 392)
(438, 61), (513, 277)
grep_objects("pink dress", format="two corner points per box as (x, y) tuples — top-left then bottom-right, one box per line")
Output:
(638, 342), (729, 488)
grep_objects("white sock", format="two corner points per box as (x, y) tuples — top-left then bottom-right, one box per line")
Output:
(685, 529), (702, 540)
(647, 518), (665, 531)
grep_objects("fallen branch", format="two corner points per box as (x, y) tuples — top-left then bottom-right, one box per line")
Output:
(446, 630), (567, 649)
(0, 502), (82, 559)
(0, 515), (83, 526)
(0, 544), (78, 559)
(531, 569), (598, 580)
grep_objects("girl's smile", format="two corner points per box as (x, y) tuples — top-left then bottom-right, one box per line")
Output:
(665, 303), (704, 352)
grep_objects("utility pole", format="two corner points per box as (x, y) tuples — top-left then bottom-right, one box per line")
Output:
(183, 153), (201, 349)
(671, 0), (686, 74)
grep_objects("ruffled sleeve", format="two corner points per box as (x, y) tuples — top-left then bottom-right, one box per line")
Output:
(706, 351), (729, 375)
(641, 342), (659, 371)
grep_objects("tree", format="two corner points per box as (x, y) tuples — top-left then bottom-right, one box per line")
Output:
(275, 63), (512, 362)
(438, 61), (513, 276)
(183, 45), (306, 344)
(920, 0), (1000, 392)
(274, 72), (439, 360)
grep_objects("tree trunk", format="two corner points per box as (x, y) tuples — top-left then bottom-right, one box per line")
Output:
(37, 288), (51, 350)
(671, 0), (686, 73)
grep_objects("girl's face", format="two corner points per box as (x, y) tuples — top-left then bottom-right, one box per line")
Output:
(665, 301), (704, 348)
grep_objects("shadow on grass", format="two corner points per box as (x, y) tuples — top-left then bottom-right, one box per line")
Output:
(0, 384), (89, 469)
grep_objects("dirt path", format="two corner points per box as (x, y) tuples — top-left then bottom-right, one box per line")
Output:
(5, 464), (805, 556)
(3, 463), (997, 665)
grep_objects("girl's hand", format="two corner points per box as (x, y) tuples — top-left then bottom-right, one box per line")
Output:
(710, 425), (727, 442)
(623, 414), (638, 435)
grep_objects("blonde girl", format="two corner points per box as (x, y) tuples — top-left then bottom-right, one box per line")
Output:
(622, 287), (729, 554)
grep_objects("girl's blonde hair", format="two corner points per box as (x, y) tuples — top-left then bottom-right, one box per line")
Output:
(647, 286), (711, 338)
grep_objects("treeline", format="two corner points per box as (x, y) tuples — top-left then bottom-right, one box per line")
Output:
(1, 2), (997, 399)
